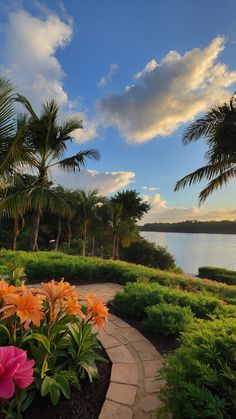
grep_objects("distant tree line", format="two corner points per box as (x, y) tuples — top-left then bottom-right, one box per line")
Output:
(139, 220), (236, 234)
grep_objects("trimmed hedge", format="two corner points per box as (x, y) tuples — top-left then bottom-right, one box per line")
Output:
(145, 303), (194, 336)
(0, 251), (236, 304)
(199, 266), (236, 285)
(114, 282), (235, 319)
(159, 317), (236, 418)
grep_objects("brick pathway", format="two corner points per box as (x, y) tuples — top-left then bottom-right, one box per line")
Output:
(76, 283), (165, 419)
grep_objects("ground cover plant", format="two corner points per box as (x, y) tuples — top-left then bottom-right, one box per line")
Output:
(145, 303), (194, 336)
(0, 278), (109, 418)
(159, 317), (236, 419)
(114, 282), (236, 320)
(0, 250), (236, 304)
(198, 266), (236, 285)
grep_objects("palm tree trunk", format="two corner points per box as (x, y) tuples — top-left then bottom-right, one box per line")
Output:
(82, 220), (88, 257)
(67, 220), (72, 249)
(12, 217), (19, 251)
(55, 218), (62, 251)
(30, 210), (40, 251)
(91, 235), (95, 256)
(112, 235), (120, 260)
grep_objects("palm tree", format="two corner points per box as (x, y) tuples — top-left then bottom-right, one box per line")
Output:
(175, 94), (236, 204)
(108, 202), (138, 260)
(4, 95), (100, 250)
(73, 189), (102, 256)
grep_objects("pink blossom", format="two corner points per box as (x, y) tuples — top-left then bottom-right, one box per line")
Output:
(0, 346), (34, 399)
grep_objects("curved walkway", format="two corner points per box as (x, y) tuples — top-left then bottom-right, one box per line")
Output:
(76, 283), (165, 419)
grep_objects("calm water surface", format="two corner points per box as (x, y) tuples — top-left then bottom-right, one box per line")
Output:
(140, 231), (236, 274)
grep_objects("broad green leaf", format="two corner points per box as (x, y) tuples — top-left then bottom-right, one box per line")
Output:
(56, 375), (71, 399)
(41, 376), (53, 396)
(50, 383), (61, 406)
(31, 333), (51, 353)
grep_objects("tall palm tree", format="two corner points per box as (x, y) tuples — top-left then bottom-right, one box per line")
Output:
(108, 202), (138, 260)
(175, 94), (236, 204)
(74, 189), (101, 256)
(3, 95), (100, 250)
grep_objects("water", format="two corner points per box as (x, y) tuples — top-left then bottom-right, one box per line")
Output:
(140, 231), (236, 274)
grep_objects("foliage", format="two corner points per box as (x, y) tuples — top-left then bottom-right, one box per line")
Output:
(0, 251), (235, 304)
(198, 266), (236, 285)
(159, 318), (236, 418)
(0, 279), (109, 417)
(121, 238), (175, 270)
(145, 303), (194, 336)
(175, 93), (236, 204)
(111, 189), (150, 223)
(114, 282), (236, 320)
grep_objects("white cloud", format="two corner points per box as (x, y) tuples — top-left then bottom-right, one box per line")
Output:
(2, 9), (98, 143)
(71, 112), (98, 143)
(142, 193), (236, 223)
(142, 186), (160, 191)
(4, 10), (72, 110)
(98, 63), (118, 87)
(98, 37), (236, 143)
(51, 169), (135, 194)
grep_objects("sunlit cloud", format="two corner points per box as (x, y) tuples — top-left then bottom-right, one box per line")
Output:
(98, 37), (236, 143)
(142, 193), (236, 223)
(51, 168), (135, 194)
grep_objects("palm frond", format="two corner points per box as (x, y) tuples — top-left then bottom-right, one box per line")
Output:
(54, 148), (100, 172)
(174, 162), (230, 191)
(0, 77), (15, 143)
(15, 94), (38, 119)
(199, 166), (236, 204)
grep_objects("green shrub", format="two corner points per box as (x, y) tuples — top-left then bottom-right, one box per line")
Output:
(159, 318), (236, 419)
(145, 303), (194, 336)
(199, 266), (236, 285)
(0, 250), (235, 304)
(121, 239), (175, 270)
(114, 282), (236, 319)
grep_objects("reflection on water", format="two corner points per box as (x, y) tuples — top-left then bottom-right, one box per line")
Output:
(140, 231), (236, 274)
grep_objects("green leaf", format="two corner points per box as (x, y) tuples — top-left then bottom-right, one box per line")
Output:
(21, 390), (36, 412)
(0, 324), (11, 342)
(79, 360), (98, 382)
(68, 323), (80, 345)
(56, 375), (71, 399)
(41, 376), (53, 396)
(50, 383), (61, 406)
(31, 333), (51, 353)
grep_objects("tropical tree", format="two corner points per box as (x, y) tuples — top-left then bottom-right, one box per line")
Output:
(3, 95), (100, 250)
(175, 94), (236, 204)
(73, 189), (102, 256)
(111, 189), (150, 222)
(108, 202), (139, 260)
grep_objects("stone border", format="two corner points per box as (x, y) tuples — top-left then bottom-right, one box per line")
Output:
(98, 313), (165, 419)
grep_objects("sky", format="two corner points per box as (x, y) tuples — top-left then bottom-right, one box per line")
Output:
(1, 0), (236, 223)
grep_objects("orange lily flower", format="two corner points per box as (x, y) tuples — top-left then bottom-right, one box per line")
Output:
(64, 297), (85, 318)
(86, 293), (109, 330)
(2, 287), (44, 329)
(41, 279), (77, 303)
(0, 279), (17, 300)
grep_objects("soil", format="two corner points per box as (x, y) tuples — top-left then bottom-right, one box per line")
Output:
(108, 302), (179, 356)
(24, 346), (111, 419)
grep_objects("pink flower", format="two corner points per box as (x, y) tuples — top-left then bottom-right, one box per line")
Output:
(0, 346), (34, 399)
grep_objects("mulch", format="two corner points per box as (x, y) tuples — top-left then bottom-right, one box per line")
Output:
(24, 346), (111, 419)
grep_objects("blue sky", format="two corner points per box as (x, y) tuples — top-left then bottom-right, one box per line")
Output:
(1, 0), (236, 222)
